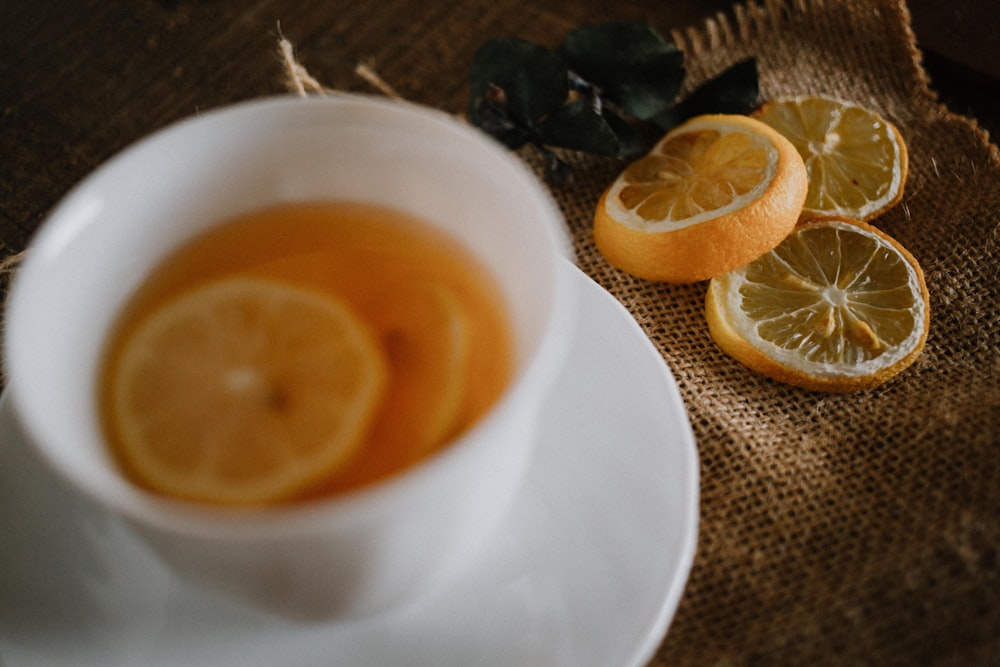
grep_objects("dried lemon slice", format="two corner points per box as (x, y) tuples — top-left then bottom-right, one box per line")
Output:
(594, 114), (807, 283)
(706, 217), (930, 392)
(107, 277), (387, 505)
(753, 95), (908, 220)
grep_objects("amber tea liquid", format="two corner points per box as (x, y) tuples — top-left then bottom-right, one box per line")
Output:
(99, 201), (514, 501)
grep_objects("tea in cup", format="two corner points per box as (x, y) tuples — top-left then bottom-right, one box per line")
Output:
(100, 200), (516, 505)
(3, 95), (576, 618)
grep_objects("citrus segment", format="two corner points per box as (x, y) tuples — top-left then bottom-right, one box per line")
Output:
(108, 277), (387, 504)
(753, 96), (908, 220)
(705, 217), (930, 392)
(594, 114), (808, 283)
(369, 281), (471, 456)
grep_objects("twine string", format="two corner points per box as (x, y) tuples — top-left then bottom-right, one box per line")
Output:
(278, 36), (331, 96)
(277, 32), (403, 100)
(0, 249), (25, 276)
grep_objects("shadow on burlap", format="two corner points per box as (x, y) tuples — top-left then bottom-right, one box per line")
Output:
(535, 1), (999, 665)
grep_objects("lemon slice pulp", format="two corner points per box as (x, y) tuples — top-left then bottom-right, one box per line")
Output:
(108, 277), (387, 504)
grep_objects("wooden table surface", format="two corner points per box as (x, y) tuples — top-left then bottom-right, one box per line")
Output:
(2, 1), (997, 665)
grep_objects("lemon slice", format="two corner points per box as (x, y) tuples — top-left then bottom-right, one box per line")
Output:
(373, 281), (471, 455)
(108, 277), (387, 504)
(753, 95), (908, 220)
(706, 217), (930, 392)
(594, 114), (808, 283)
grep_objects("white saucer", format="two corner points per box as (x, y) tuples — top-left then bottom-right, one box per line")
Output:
(0, 261), (699, 667)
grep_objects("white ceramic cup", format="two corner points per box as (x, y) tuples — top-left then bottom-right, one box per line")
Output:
(3, 95), (576, 619)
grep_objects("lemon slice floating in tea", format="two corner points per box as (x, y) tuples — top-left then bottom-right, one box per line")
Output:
(108, 277), (388, 505)
(372, 281), (471, 457)
(706, 217), (930, 392)
(594, 114), (808, 283)
(753, 95), (908, 220)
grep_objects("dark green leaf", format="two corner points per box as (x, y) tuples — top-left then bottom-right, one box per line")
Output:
(653, 58), (760, 130)
(541, 150), (575, 187)
(537, 99), (622, 157)
(470, 88), (533, 149)
(468, 38), (569, 147)
(601, 108), (644, 159)
(560, 22), (684, 121)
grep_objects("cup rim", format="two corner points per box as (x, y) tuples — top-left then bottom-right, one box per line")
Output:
(4, 94), (577, 540)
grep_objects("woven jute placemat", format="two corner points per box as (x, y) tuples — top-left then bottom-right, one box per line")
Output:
(535, 1), (998, 664)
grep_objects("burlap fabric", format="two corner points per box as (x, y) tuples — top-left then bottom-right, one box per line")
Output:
(536, 1), (999, 665)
